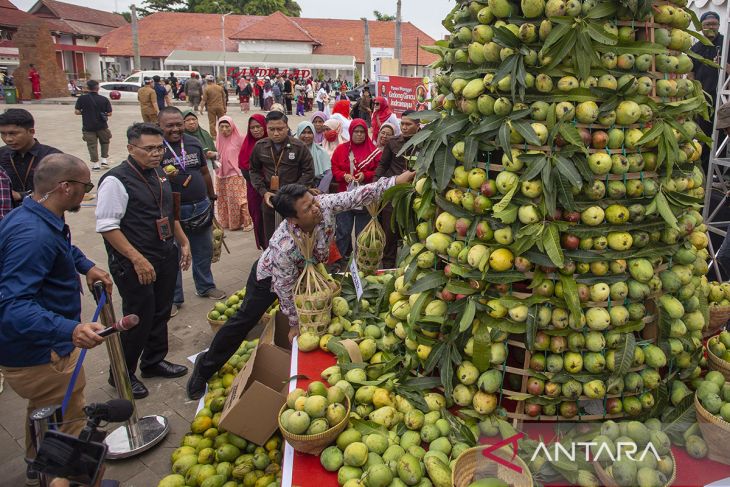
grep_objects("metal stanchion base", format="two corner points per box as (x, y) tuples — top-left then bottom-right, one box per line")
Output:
(104, 415), (169, 459)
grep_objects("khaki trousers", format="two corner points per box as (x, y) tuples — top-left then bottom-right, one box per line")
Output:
(142, 112), (158, 124)
(3, 348), (86, 457)
(207, 107), (225, 137)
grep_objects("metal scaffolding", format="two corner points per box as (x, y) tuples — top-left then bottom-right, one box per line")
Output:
(703, 0), (730, 280)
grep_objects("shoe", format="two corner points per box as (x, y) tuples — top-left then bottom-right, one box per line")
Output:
(92, 163), (101, 171)
(140, 360), (188, 379)
(170, 303), (180, 317)
(101, 158), (110, 167)
(107, 374), (149, 399)
(25, 465), (39, 486)
(187, 354), (207, 400)
(197, 288), (227, 299)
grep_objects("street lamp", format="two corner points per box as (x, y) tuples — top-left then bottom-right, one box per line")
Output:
(222, 12), (233, 81)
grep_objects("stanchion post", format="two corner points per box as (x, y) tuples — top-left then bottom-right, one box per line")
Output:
(91, 282), (169, 459)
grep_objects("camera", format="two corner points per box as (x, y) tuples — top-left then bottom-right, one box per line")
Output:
(29, 399), (132, 486)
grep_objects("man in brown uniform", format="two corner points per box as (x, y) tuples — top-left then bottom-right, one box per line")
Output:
(137, 77), (159, 124)
(200, 75), (226, 137)
(375, 110), (421, 268)
(249, 110), (314, 248)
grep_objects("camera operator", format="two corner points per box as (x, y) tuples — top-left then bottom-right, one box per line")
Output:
(0, 153), (112, 486)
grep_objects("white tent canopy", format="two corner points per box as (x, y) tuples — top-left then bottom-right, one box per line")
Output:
(164, 50), (356, 71)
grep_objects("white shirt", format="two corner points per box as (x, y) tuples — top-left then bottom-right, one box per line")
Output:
(315, 88), (328, 103)
(330, 113), (351, 141)
(95, 176), (129, 232)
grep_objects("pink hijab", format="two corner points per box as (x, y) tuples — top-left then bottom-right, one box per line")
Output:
(215, 116), (245, 178)
(321, 118), (346, 157)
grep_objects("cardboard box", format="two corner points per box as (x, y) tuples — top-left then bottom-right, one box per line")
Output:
(259, 311), (292, 351)
(219, 326), (291, 445)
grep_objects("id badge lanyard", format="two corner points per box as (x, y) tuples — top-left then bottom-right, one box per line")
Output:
(125, 160), (172, 240)
(164, 138), (187, 171)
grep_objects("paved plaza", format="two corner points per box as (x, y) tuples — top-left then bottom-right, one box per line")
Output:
(0, 100), (308, 486)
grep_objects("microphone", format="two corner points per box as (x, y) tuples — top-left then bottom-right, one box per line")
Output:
(84, 399), (134, 423)
(97, 314), (139, 337)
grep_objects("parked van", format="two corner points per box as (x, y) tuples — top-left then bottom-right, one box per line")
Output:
(124, 70), (201, 86)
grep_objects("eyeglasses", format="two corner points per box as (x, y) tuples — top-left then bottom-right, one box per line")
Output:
(63, 180), (95, 193)
(130, 144), (166, 154)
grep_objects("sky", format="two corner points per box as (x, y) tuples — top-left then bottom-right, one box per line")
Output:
(10, 0), (452, 40)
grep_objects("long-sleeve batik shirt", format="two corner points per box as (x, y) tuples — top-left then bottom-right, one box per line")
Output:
(257, 176), (395, 327)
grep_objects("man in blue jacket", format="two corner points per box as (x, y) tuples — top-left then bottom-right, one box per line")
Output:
(0, 153), (112, 484)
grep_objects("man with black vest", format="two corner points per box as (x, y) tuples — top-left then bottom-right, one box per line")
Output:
(95, 123), (192, 398)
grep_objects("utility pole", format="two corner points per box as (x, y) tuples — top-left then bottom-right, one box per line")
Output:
(362, 18), (371, 83)
(130, 4), (140, 71)
(395, 0), (402, 73)
(222, 12), (232, 80)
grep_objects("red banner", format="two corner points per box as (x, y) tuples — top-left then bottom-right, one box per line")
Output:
(376, 75), (430, 116)
(227, 67), (312, 79)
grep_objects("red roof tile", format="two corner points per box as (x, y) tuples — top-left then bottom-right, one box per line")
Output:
(230, 11), (320, 44)
(0, 0), (66, 32)
(297, 18), (437, 65)
(99, 12), (262, 58)
(30, 0), (127, 29)
(98, 12), (438, 66)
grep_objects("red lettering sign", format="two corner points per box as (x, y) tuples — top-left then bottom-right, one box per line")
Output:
(227, 67), (312, 79)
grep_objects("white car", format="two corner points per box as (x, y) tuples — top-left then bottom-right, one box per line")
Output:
(98, 82), (140, 101)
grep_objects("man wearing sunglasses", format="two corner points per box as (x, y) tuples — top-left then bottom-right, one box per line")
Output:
(96, 123), (192, 399)
(0, 153), (113, 485)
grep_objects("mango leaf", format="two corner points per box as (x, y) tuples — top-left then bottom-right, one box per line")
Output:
(554, 171), (577, 212)
(655, 191), (679, 230)
(612, 333), (636, 380)
(559, 274), (582, 323)
(558, 123), (586, 150)
(492, 204), (518, 224)
(585, 20), (617, 44)
(433, 146), (457, 192)
(397, 128), (433, 158)
(554, 154), (582, 188)
(498, 123), (511, 158)
(521, 154), (549, 181)
(407, 272), (447, 295)
(661, 393), (697, 447)
(492, 184), (518, 213)
(462, 136), (479, 171)
(445, 280), (479, 295)
(472, 114), (507, 136)
(544, 29), (578, 71)
(408, 292), (431, 327)
(584, 1), (618, 19)
(422, 341), (446, 375)
(543, 223), (564, 268)
(526, 305), (538, 352)
(542, 21), (572, 52)
(473, 323), (491, 372)
(512, 120), (542, 146)
(442, 408), (477, 446)
(350, 418), (389, 437)
(459, 298), (477, 333)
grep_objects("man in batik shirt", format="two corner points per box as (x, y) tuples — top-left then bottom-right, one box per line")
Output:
(186, 169), (416, 399)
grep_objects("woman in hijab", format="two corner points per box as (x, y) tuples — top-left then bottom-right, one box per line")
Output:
(214, 117), (253, 232)
(183, 109), (216, 165)
(371, 97), (401, 144)
(321, 118), (347, 158)
(331, 99), (352, 141)
(331, 119), (382, 259)
(238, 114), (268, 248)
(296, 121), (333, 193)
(310, 111), (329, 144)
(377, 123), (396, 151)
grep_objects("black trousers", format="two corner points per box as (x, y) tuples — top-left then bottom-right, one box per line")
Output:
(110, 249), (178, 375)
(197, 260), (277, 380)
(284, 94), (293, 114)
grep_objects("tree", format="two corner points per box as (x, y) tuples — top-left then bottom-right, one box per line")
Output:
(373, 10), (395, 21)
(115, 11), (132, 22)
(137, 0), (301, 16)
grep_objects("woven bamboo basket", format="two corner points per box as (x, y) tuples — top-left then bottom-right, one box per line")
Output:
(707, 346), (730, 381)
(278, 396), (350, 455)
(593, 450), (676, 487)
(452, 445), (533, 487)
(708, 305), (730, 336)
(291, 230), (333, 336)
(695, 394), (730, 465)
(355, 202), (385, 275)
(208, 317), (226, 333)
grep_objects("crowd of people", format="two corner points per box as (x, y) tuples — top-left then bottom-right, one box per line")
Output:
(0, 82), (421, 483)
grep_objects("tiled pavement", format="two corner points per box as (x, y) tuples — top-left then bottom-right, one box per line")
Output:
(0, 102), (307, 486)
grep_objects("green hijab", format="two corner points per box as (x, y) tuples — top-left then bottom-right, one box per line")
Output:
(183, 109), (216, 154)
(296, 121), (331, 178)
